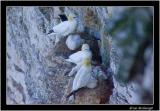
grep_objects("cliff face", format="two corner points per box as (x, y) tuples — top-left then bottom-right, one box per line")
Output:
(6, 6), (153, 104)
(6, 6), (114, 104)
(7, 7), (70, 104)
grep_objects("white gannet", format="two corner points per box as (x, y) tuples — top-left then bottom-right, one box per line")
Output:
(66, 44), (92, 77)
(65, 44), (92, 65)
(66, 57), (93, 99)
(66, 34), (84, 50)
(68, 62), (81, 77)
(47, 13), (77, 36)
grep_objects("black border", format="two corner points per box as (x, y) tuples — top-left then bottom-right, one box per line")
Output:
(1, 1), (159, 110)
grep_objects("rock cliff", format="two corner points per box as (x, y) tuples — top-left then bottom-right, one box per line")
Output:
(6, 6), (153, 104)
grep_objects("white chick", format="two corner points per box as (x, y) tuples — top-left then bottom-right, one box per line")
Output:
(47, 13), (77, 36)
(66, 34), (84, 50)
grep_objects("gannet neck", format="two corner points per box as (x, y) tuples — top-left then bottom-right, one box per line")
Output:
(82, 58), (91, 66)
(69, 19), (77, 23)
(81, 44), (90, 51)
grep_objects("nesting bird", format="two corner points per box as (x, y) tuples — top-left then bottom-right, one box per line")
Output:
(66, 57), (95, 99)
(66, 44), (98, 99)
(73, 57), (92, 90)
(47, 13), (77, 36)
(66, 44), (92, 76)
(65, 44), (92, 65)
(66, 34), (84, 50)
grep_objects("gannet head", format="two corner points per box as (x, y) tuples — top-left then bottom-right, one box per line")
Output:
(68, 13), (77, 21)
(81, 44), (90, 51)
(82, 58), (91, 66)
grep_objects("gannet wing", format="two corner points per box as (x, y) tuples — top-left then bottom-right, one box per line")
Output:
(73, 66), (91, 91)
(52, 21), (70, 33)
(68, 51), (84, 64)
(66, 66), (92, 98)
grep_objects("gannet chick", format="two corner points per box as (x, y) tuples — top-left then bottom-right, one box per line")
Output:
(66, 57), (93, 99)
(66, 34), (84, 50)
(65, 44), (92, 64)
(47, 13), (77, 36)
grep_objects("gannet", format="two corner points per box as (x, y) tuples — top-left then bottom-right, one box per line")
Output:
(47, 13), (77, 36)
(66, 34), (84, 50)
(65, 44), (92, 65)
(66, 44), (92, 77)
(66, 57), (94, 99)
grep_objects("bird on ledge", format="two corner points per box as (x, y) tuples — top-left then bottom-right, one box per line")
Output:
(66, 57), (97, 100)
(66, 34), (84, 50)
(47, 13), (77, 36)
(65, 44), (92, 65)
(66, 44), (98, 101)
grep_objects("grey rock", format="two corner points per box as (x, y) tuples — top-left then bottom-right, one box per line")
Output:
(7, 6), (146, 104)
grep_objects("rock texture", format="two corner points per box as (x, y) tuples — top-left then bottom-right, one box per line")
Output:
(6, 6), (152, 104)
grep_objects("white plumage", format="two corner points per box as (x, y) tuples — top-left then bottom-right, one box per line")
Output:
(47, 13), (77, 36)
(68, 62), (81, 77)
(66, 34), (84, 50)
(66, 45), (98, 100)
(66, 44), (92, 65)
(66, 50), (92, 64)
(72, 59), (92, 91)
(70, 57), (97, 93)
